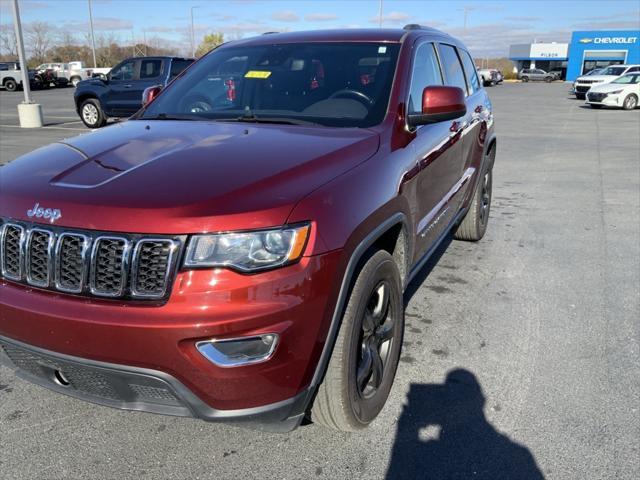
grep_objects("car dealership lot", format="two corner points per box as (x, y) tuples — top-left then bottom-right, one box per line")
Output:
(1, 83), (638, 479)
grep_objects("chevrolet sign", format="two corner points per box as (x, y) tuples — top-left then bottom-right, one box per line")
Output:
(579, 36), (638, 44)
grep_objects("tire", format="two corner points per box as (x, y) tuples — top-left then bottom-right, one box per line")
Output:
(521, 76), (529, 82)
(311, 250), (404, 432)
(79, 98), (107, 128)
(575, 93), (586, 100)
(70, 76), (81, 87)
(544, 76), (552, 83)
(623, 94), (638, 110)
(454, 146), (495, 241)
(4, 79), (17, 92)
(590, 104), (603, 109)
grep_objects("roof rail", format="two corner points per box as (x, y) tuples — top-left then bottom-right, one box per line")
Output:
(262, 31), (279, 35)
(403, 24), (424, 30)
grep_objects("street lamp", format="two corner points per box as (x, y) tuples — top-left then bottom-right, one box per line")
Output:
(11, 0), (43, 127)
(88, 0), (97, 68)
(190, 6), (199, 57)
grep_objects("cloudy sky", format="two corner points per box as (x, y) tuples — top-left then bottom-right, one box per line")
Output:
(1, 0), (639, 57)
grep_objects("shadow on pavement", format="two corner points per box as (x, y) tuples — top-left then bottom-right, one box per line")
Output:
(386, 369), (544, 480)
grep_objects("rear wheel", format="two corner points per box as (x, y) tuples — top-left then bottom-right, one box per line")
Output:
(455, 147), (495, 242)
(70, 76), (82, 87)
(623, 94), (638, 110)
(4, 79), (17, 92)
(79, 98), (107, 128)
(311, 250), (404, 431)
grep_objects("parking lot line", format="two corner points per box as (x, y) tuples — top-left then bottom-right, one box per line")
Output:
(0, 124), (88, 132)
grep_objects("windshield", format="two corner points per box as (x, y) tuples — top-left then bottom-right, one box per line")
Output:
(601, 66), (626, 76)
(586, 69), (602, 76)
(141, 42), (400, 127)
(612, 74), (640, 84)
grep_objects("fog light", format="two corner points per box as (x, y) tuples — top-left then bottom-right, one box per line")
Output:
(196, 334), (279, 367)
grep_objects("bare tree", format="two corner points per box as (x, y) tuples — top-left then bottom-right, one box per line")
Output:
(26, 21), (52, 65)
(0, 23), (18, 59)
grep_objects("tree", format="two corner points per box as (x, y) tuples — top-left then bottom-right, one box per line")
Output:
(0, 23), (18, 60)
(26, 21), (52, 66)
(195, 33), (224, 57)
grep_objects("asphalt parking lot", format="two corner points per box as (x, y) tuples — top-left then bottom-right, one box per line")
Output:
(1, 83), (639, 480)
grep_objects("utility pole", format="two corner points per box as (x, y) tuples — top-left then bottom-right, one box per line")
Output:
(378, 0), (383, 28)
(190, 6), (199, 57)
(463, 6), (469, 30)
(11, 0), (43, 127)
(88, 0), (97, 68)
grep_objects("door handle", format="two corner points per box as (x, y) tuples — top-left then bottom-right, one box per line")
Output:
(450, 121), (463, 133)
(474, 105), (484, 114)
(123, 84), (133, 88)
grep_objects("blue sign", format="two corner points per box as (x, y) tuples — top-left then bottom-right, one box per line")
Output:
(566, 30), (640, 81)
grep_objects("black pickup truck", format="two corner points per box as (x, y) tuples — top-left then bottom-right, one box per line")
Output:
(74, 56), (193, 128)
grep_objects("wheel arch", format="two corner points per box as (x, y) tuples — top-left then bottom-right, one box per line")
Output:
(75, 93), (100, 113)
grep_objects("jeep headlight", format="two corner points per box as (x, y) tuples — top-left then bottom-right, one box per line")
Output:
(184, 224), (310, 272)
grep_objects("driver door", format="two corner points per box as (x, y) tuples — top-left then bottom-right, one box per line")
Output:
(104, 59), (140, 116)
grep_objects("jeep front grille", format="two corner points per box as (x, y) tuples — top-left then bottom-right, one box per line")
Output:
(0, 220), (181, 300)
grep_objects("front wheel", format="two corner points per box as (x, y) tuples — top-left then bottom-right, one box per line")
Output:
(311, 250), (404, 431)
(79, 98), (107, 128)
(521, 76), (529, 82)
(70, 76), (81, 87)
(455, 147), (494, 241)
(544, 76), (552, 83)
(623, 94), (638, 110)
(4, 79), (17, 92)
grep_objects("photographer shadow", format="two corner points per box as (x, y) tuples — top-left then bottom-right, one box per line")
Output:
(386, 369), (544, 480)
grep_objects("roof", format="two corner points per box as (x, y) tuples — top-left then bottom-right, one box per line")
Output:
(226, 27), (451, 47)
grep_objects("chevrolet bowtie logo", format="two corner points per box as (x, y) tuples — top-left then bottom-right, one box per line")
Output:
(579, 38), (593, 44)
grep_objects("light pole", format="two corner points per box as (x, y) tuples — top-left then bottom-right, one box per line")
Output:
(88, 0), (97, 68)
(378, 0), (383, 28)
(11, 0), (43, 127)
(190, 6), (199, 57)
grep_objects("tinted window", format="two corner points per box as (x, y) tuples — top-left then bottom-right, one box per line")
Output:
(460, 49), (480, 94)
(110, 60), (136, 81)
(408, 43), (443, 114)
(438, 44), (468, 95)
(627, 67), (640, 73)
(140, 59), (162, 79)
(0, 64), (7, 71)
(602, 66), (626, 76)
(142, 42), (400, 128)
(170, 59), (193, 78)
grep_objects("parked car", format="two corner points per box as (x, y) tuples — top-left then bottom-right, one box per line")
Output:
(34, 65), (69, 88)
(548, 70), (563, 80)
(0, 62), (38, 91)
(0, 26), (496, 433)
(477, 68), (503, 86)
(37, 62), (92, 87)
(518, 68), (555, 82)
(73, 56), (194, 128)
(573, 64), (640, 100)
(586, 73), (640, 110)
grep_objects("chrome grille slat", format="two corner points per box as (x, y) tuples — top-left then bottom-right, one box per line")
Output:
(90, 236), (130, 297)
(26, 228), (54, 287)
(55, 233), (90, 293)
(1, 223), (25, 281)
(0, 220), (180, 301)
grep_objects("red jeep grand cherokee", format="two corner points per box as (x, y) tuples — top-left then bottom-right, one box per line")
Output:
(0, 26), (495, 432)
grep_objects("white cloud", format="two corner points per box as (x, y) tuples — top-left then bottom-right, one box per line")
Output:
(305, 13), (338, 22)
(271, 10), (299, 22)
(370, 11), (411, 24)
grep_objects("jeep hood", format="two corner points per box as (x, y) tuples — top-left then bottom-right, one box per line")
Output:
(577, 75), (617, 82)
(0, 120), (379, 233)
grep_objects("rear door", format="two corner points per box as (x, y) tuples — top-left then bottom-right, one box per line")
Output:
(409, 41), (464, 262)
(130, 58), (165, 107)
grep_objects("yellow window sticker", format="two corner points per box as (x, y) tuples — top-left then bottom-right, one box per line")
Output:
(245, 70), (272, 79)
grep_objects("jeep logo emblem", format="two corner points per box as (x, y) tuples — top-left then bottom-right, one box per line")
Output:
(27, 202), (62, 223)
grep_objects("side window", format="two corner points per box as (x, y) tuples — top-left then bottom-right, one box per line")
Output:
(0, 64), (8, 71)
(140, 59), (162, 79)
(459, 49), (480, 94)
(437, 44), (468, 95)
(408, 43), (443, 114)
(170, 60), (192, 79)
(110, 60), (136, 81)
(627, 67), (640, 73)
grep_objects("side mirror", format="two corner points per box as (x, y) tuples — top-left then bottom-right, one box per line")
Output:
(407, 86), (466, 128)
(142, 85), (163, 106)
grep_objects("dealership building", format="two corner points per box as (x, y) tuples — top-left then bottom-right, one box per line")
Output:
(509, 30), (640, 81)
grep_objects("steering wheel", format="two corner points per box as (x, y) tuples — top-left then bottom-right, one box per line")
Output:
(180, 95), (213, 113)
(328, 89), (373, 106)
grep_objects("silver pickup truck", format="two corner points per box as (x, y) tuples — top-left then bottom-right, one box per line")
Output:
(0, 62), (37, 91)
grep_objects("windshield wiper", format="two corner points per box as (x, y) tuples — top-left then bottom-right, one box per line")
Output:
(146, 113), (201, 121)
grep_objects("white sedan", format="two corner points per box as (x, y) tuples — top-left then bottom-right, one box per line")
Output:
(586, 73), (640, 110)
